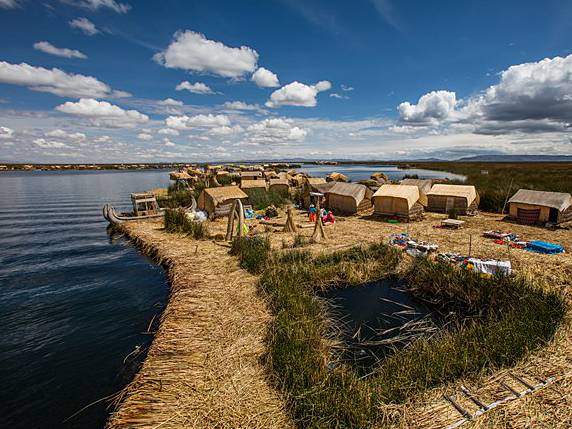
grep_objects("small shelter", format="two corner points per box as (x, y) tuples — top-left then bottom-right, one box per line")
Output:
(371, 172), (389, 183)
(302, 181), (335, 208)
(240, 179), (267, 190)
(326, 182), (373, 214)
(305, 177), (327, 186)
(326, 172), (349, 182)
(372, 184), (424, 220)
(268, 178), (290, 195)
(216, 170), (230, 180)
(264, 170), (279, 179)
(508, 189), (572, 225)
(400, 178), (432, 194)
(240, 171), (263, 181)
(426, 184), (479, 215)
(198, 186), (248, 218)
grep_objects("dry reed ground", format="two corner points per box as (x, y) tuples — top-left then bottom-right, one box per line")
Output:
(109, 210), (572, 429)
(105, 221), (292, 429)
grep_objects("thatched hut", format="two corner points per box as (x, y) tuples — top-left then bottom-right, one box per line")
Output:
(198, 186), (248, 218)
(216, 170), (230, 180)
(400, 178), (432, 193)
(240, 171), (263, 181)
(372, 184), (424, 220)
(268, 178), (290, 196)
(371, 172), (389, 183)
(326, 182), (373, 214)
(264, 171), (279, 179)
(508, 189), (572, 225)
(326, 172), (349, 182)
(302, 181), (335, 208)
(240, 179), (267, 191)
(169, 171), (192, 181)
(426, 184), (479, 215)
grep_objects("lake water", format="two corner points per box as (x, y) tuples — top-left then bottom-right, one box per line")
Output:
(299, 163), (466, 182)
(321, 280), (440, 372)
(0, 170), (170, 429)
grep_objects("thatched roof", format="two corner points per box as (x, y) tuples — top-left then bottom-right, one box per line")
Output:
(371, 172), (388, 182)
(427, 184), (478, 204)
(373, 185), (420, 209)
(306, 177), (327, 185)
(268, 178), (289, 186)
(264, 171), (279, 179)
(240, 171), (263, 178)
(508, 189), (572, 212)
(241, 179), (267, 189)
(400, 178), (433, 193)
(202, 186), (248, 204)
(327, 172), (349, 182)
(327, 182), (372, 203)
(169, 171), (192, 180)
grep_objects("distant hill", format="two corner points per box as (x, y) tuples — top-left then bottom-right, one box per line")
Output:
(457, 155), (572, 162)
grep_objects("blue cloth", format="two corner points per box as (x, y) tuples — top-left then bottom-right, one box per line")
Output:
(525, 240), (565, 254)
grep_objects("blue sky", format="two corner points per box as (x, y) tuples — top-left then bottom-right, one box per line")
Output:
(1, 0), (571, 162)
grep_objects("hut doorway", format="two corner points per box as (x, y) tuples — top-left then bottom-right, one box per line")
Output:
(549, 207), (559, 223)
(445, 197), (455, 212)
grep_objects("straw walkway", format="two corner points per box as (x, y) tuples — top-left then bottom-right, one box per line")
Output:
(106, 221), (291, 429)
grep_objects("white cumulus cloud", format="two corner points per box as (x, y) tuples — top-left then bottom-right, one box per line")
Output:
(175, 81), (216, 94)
(0, 126), (14, 139)
(158, 128), (180, 136)
(33, 138), (69, 149)
(154, 30), (258, 78)
(265, 80), (332, 108)
(246, 118), (307, 144)
(0, 0), (22, 9)
(69, 17), (99, 35)
(398, 90), (457, 124)
(137, 133), (153, 140)
(33, 41), (87, 59)
(222, 101), (261, 111)
(56, 98), (149, 128)
(46, 129), (86, 140)
(165, 113), (231, 130)
(158, 98), (183, 106)
(0, 61), (120, 98)
(251, 67), (280, 88)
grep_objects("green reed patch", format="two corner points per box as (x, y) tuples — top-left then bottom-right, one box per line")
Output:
(164, 208), (208, 239)
(248, 244), (567, 428)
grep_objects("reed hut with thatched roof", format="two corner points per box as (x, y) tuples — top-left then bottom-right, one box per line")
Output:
(240, 171), (263, 181)
(508, 189), (572, 225)
(198, 186), (248, 218)
(326, 172), (349, 182)
(371, 172), (389, 183)
(326, 182), (373, 214)
(240, 179), (267, 191)
(400, 178), (432, 193)
(302, 181), (335, 208)
(215, 170), (230, 180)
(372, 184), (424, 220)
(264, 170), (279, 179)
(426, 184), (479, 215)
(268, 178), (290, 196)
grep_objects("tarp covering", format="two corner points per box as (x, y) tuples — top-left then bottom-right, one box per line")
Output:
(526, 240), (565, 254)
(508, 189), (572, 212)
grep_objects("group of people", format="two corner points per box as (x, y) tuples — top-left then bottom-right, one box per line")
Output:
(308, 204), (336, 225)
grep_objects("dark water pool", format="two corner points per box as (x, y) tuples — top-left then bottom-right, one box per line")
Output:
(0, 170), (170, 429)
(320, 279), (441, 371)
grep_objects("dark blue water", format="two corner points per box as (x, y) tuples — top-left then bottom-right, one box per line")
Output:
(0, 170), (170, 429)
(321, 280), (440, 371)
(299, 163), (466, 182)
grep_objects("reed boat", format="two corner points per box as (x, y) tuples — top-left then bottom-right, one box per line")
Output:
(103, 192), (164, 225)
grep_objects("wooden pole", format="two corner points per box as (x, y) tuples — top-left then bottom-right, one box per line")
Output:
(283, 206), (298, 233)
(468, 234), (472, 257)
(225, 199), (238, 241)
(237, 199), (245, 237)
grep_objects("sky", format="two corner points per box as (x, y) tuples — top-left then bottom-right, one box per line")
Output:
(0, 0), (571, 163)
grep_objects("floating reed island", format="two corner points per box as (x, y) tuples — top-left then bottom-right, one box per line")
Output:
(106, 163), (572, 429)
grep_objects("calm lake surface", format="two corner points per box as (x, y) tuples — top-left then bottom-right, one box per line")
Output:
(0, 170), (170, 429)
(0, 164), (459, 429)
(300, 163), (466, 182)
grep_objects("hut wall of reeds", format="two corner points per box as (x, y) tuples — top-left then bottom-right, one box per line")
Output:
(426, 184), (479, 215)
(240, 171), (263, 181)
(326, 182), (373, 214)
(508, 189), (572, 224)
(268, 178), (290, 195)
(372, 184), (424, 220)
(198, 186), (248, 218)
